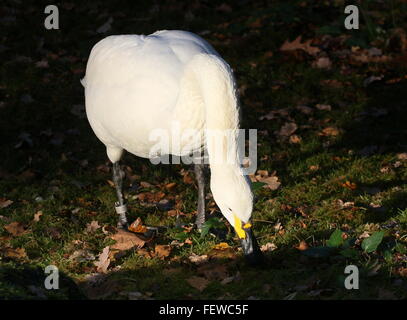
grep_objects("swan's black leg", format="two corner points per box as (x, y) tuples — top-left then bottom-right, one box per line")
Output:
(112, 161), (128, 229)
(194, 163), (206, 229)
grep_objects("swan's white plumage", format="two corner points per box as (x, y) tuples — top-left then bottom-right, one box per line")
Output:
(83, 30), (253, 227)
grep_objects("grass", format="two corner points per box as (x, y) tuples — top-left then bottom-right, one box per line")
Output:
(0, 0), (406, 300)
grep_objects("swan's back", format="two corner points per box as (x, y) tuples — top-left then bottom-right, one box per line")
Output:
(83, 30), (219, 158)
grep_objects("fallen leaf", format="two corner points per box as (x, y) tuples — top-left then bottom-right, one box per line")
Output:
(140, 181), (153, 188)
(296, 241), (309, 251)
(289, 134), (302, 144)
(342, 181), (357, 190)
(94, 246), (111, 273)
(110, 229), (145, 253)
(397, 153), (407, 160)
(86, 220), (101, 233)
(315, 104), (332, 111)
(260, 242), (277, 252)
(279, 122), (298, 136)
(128, 217), (148, 233)
(213, 242), (230, 250)
(4, 222), (27, 236)
(0, 198), (13, 209)
(313, 57), (332, 69)
(259, 176), (281, 190)
(198, 263), (229, 281)
(296, 105), (313, 114)
(33, 211), (43, 222)
(2, 247), (27, 260)
(186, 276), (210, 292)
(188, 253), (209, 265)
(69, 249), (96, 262)
(154, 244), (171, 259)
(164, 182), (177, 191)
(280, 36), (320, 56)
(319, 126), (340, 136)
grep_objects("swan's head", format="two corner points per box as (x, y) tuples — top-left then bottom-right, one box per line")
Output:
(210, 167), (263, 265)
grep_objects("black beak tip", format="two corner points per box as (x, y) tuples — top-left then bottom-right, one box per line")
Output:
(241, 228), (266, 266)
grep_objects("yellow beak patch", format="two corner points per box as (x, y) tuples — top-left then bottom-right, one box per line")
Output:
(234, 215), (251, 239)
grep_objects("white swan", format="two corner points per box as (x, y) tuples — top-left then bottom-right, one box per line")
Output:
(83, 30), (262, 263)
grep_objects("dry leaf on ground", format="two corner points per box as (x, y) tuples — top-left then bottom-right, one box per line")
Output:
(319, 126), (340, 136)
(313, 57), (332, 69)
(198, 263), (229, 281)
(110, 229), (145, 256)
(213, 242), (230, 250)
(86, 220), (101, 233)
(279, 122), (298, 136)
(315, 104), (332, 111)
(186, 276), (210, 292)
(188, 253), (209, 265)
(94, 246), (110, 273)
(4, 222), (27, 236)
(0, 198), (13, 209)
(296, 241), (309, 251)
(154, 244), (171, 259)
(2, 247), (27, 260)
(33, 211), (43, 222)
(260, 242), (277, 252)
(280, 36), (320, 55)
(69, 249), (95, 262)
(289, 135), (302, 144)
(128, 217), (148, 233)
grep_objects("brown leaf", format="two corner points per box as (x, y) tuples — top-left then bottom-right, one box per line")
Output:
(280, 36), (320, 56)
(279, 122), (298, 136)
(33, 211), (43, 222)
(3, 247), (27, 260)
(183, 174), (194, 185)
(69, 249), (95, 262)
(296, 241), (309, 251)
(164, 182), (177, 192)
(140, 181), (153, 188)
(259, 176), (281, 190)
(86, 220), (101, 233)
(296, 105), (313, 114)
(319, 126), (340, 136)
(128, 217), (148, 233)
(186, 276), (210, 292)
(0, 198), (13, 209)
(289, 134), (302, 144)
(313, 57), (332, 69)
(315, 104), (332, 111)
(94, 246), (110, 273)
(260, 242), (277, 252)
(188, 253), (209, 265)
(4, 222), (27, 236)
(154, 244), (171, 259)
(110, 229), (145, 252)
(342, 181), (357, 190)
(198, 263), (229, 281)
(213, 242), (230, 250)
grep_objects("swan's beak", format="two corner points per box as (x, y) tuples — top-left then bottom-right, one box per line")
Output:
(234, 217), (264, 266)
